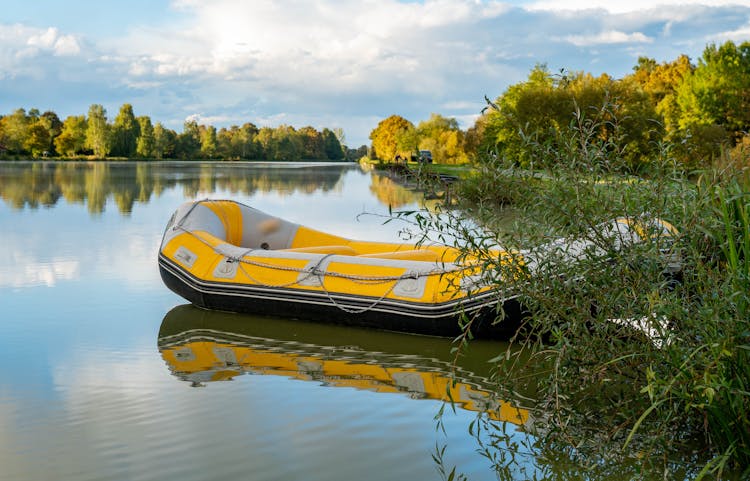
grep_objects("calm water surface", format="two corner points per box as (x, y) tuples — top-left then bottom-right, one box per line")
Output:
(0, 161), (541, 481)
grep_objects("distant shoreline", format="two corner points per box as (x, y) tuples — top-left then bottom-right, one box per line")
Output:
(0, 156), (353, 163)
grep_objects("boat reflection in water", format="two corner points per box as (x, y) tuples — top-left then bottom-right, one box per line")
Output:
(158, 304), (530, 427)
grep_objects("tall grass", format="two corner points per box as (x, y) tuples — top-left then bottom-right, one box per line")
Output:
(414, 103), (749, 478)
(692, 174), (750, 477)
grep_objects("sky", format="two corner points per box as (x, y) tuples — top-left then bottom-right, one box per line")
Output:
(1, 0), (749, 147)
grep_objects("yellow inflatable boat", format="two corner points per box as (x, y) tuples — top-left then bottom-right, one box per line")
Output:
(158, 199), (523, 338)
(158, 199), (679, 338)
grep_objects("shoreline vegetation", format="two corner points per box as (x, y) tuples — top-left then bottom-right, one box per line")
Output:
(435, 135), (749, 480)
(2, 39), (748, 478)
(373, 40), (749, 479)
(420, 41), (748, 480)
(0, 103), (366, 163)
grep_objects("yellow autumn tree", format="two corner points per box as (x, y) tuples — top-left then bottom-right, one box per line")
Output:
(369, 115), (414, 162)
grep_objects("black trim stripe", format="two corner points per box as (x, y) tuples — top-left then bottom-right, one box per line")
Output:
(158, 253), (524, 338)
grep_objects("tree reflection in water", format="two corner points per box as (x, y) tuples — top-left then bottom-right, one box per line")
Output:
(0, 161), (350, 215)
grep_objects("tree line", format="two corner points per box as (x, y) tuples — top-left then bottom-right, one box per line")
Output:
(0, 103), (364, 162)
(369, 40), (750, 170)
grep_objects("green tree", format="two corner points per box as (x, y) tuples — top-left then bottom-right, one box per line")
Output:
(39, 111), (62, 155)
(481, 64), (570, 166)
(111, 104), (140, 157)
(136, 116), (155, 158)
(256, 127), (274, 160)
(417, 113), (458, 139)
(175, 120), (200, 159)
(678, 41), (750, 143)
(298, 126), (325, 159)
(477, 65), (661, 171)
(255, 125), (302, 161)
(333, 127), (346, 149)
(153, 123), (176, 159)
(0, 108), (30, 153)
(611, 77), (665, 171)
(631, 54), (693, 134)
(464, 112), (492, 162)
(233, 123), (260, 159)
(322, 128), (344, 160)
(238, 123), (260, 159)
(54, 115), (87, 157)
(24, 122), (51, 156)
(199, 125), (218, 158)
(345, 144), (368, 161)
(217, 123), (260, 159)
(654, 56), (692, 135)
(85, 104), (110, 158)
(217, 127), (236, 159)
(395, 124), (418, 159)
(271, 125), (302, 161)
(416, 114), (467, 164)
(369, 115), (414, 162)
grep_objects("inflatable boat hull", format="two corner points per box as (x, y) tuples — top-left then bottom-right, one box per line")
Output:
(158, 199), (678, 339)
(159, 254), (523, 338)
(158, 199), (522, 338)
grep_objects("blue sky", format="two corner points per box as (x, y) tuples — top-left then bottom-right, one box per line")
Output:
(2, 0), (749, 146)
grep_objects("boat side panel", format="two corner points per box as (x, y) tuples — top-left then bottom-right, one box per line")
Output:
(159, 256), (523, 339)
(161, 231), (471, 305)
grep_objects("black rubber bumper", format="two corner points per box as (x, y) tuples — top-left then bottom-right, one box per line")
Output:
(159, 254), (523, 339)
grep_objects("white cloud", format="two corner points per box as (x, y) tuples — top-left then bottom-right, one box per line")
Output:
(118, 0), (510, 92)
(52, 34), (82, 56)
(526, 0), (750, 14)
(26, 27), (81, 56)
(184, 112), (238, 125)
(26, 27), (59, 49)
(0, 24), (83, 80)
(440, 100), (481, 110)
(563, 30), (653, 47)
(2, 1), (750, 145)
(709, 19), (750, 43)
(452, 113), (481, 130)
(78, 0), (523, 144)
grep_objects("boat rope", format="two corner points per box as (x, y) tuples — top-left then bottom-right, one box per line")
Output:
(171, 224), (471, 314)
(175, 224), (463, 283)
(319, 279), (400, 314)
(295, 252), (403, 314)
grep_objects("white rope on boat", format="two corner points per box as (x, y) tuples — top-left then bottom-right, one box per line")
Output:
(172, 225), (473, 314)
(319, 277), (401, 314)
(175, 224), (461, 283)
(231, 257), (402, 314)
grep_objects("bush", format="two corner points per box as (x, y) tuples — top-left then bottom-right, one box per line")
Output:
(414, 101), (748, 478)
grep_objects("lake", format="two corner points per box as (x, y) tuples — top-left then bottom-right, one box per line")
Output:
(1, 161), (543, 481)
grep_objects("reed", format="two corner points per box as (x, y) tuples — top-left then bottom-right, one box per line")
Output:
(698, 174), (750, 477)
(417, 101), (749, 477)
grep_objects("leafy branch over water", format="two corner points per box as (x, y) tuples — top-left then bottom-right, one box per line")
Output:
(405, 99), (749, 478)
